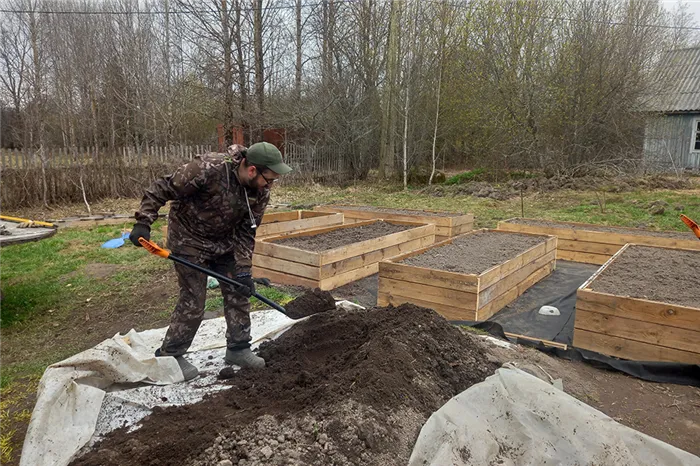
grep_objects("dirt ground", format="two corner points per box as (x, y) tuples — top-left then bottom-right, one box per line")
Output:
(402, 231), (546, 274)
(589, 245), (699, 307)
(274, 222), (410, 251)
(284, 288), (336, 319)
(71, 304), (499, 466)
(507, 217), (698, 239)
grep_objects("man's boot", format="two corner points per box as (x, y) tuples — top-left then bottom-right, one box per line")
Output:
(225, 348), (265, 369)
(156, 349), (199, 381)
(175, 356), (199, 381)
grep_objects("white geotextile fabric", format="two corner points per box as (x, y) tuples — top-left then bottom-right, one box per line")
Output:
(409, 366), (700, 466)
(19, 302), (355, 466)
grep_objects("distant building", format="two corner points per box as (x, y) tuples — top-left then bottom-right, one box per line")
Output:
(643, 46), (700, 170)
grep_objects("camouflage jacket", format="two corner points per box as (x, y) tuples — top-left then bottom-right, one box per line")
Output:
(135, 146), (270, 274)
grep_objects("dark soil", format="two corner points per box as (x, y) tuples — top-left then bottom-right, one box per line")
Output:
(284, 288), (336, 319)
(507, 218), (696, 240)
(70, 304), (497, 466)
(273, 221), (411, 251)
(330, 205), (458, 217)
(589, 245), (699, 307)
(403, 231), (546, 275)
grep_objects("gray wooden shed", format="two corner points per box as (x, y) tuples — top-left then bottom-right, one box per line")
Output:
(643, 46), (700, 171)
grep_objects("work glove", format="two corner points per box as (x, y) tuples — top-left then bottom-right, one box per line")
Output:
(129, 223), (151, 247)
(234, 272), (255, 298)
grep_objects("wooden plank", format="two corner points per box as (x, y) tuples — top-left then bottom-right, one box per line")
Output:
(252, 266), (319, 289)
(477, 261), (555, 320)
(573, 329), (700, 364)
(319, 223), (435, 265)
(320, 235), (434, 279)
(319, 262), (378, 290)
(574, 309), (700, 354)
(498, 219), (700, 251)
(378, 277), (478, 309)
(503, 332), (568, 350)
(435, 225), (452, 236)
(452, 221), (474, 236)
(313, 205), (468, 228)
(556, 249), (610, 265)
(557, 239), (621, 256)
(575, 289), (700, 330)
(252, 254), (321, 279)
(379, 261), (479, 294)
(257, 213), (343, 238)
(479, 240), (548, 289)
(262, 211), (300, 223)
(253, 241), (321, 266)
(377, 291), (477, 321)
(300, 211), (334, 219)
(479, 250), (556, 308)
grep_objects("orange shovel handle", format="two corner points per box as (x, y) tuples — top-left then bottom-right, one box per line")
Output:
(138, 237), (171, 258)
(680, 214), (700, 240)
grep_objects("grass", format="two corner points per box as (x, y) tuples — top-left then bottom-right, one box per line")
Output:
(445, 168), (486, 185)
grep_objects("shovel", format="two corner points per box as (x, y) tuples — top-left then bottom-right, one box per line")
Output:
(680, 214), (700, 240)
(138, 237), (289, 316)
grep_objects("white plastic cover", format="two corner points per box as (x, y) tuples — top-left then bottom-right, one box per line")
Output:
(20, 308), (302, 466)
(409, 367), (700, 466)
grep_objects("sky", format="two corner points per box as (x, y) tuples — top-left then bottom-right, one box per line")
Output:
(662, 0), (700, 28)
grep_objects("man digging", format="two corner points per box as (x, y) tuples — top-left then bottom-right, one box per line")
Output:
(129, 142), (292, 380)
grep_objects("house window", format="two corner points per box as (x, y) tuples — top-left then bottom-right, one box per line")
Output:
(693, 118), (700, 152)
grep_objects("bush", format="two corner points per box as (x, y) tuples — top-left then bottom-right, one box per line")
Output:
(444, 168), (486, 185)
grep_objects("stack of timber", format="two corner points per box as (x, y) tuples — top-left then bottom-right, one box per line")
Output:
(573, 244), (700, 364)
(497, 218), (699, 265)
(377, 229), (557, 321)
(313, 205), (473, 242)
(253, 220), (436, 290)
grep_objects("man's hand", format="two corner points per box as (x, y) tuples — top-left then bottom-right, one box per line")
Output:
(234, 272), (255, 297)
(129, 223), (151, 247)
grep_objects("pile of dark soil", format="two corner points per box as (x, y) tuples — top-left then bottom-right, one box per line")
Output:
(507, 218), (696, 240)
(589, 245), (698, 307)
(274, 221), (410, 251)
(402, 231), (546, 275)
(71, 305), (497, 466)
(333, 206), (458, 217)
(284, 288), (336, 319)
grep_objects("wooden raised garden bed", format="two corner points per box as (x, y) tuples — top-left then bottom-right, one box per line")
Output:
(252, 220), (436, 290)
(573, 244), (700, 364)
(313, 205), (473, 242)
(377, 229), (557, 321)
(256, 210), (344, 238)
(497, 217), (699, 265)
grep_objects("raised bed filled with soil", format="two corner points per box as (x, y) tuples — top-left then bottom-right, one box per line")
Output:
(378, 229), (557, 321)
(256, 210), (344, 238)
(253, 220), (436, 290)
(497, 217), (699, 265)
(573, 244), (700, 364)
(313, 205), (473, 241)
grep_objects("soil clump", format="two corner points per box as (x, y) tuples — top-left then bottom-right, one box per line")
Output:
(589, 245), (698, 307)
(402, 231), (546, 275)
(507, 218), (696, 239)
(70, 304), (497, 466)
(274, 221), (410, 251)
(284, 288), (336, 319)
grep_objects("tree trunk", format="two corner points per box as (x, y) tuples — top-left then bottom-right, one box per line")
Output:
(253, 0), (264, 136)
(379, 0), (400, 180)
(295, 0), (302, 101)
(221, 0), (235, 146)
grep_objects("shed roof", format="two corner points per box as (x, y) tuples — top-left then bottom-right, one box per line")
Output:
(645, 46), (700, 113)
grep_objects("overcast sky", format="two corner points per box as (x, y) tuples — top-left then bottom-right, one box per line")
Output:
(662, 0), (700, 28)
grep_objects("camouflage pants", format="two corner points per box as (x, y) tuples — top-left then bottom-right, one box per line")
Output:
(159, 254), (251, 357)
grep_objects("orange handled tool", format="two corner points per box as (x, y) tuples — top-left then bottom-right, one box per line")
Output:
(681, 215), (700, 240)
(138, 238), (289, 315)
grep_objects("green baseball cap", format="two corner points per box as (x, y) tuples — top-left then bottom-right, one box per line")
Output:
(246, 142), (292, 175)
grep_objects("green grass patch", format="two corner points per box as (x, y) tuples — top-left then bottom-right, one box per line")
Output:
(0, 221), (166, 327)
(445, 168), (486, 185)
